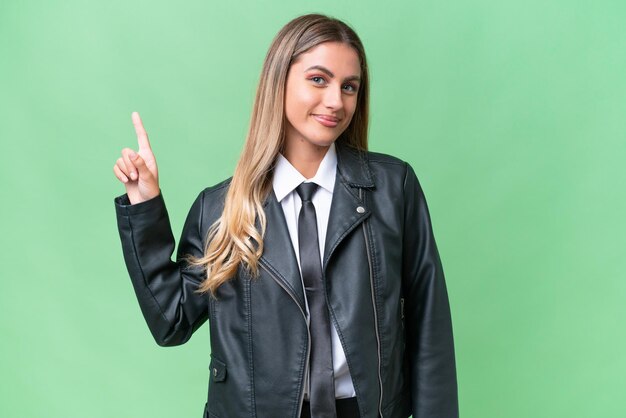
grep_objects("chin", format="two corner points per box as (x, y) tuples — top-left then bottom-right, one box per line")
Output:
(307, 137), (339, 148)
(306, 129), (346, 147)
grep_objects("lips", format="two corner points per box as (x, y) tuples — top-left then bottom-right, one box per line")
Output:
(312, 114), (340, 127)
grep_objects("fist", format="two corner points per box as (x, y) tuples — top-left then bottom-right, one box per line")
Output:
(113, 111), (160, 205)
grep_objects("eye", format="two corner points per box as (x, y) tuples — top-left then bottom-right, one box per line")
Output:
(310, 76), (326, 85)
(343, 83), (358, 93)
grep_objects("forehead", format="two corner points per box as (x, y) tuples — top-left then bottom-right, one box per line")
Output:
(291, 42), (361, 74)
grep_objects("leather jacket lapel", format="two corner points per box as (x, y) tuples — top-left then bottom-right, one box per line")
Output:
(260, 189), (306, 310)
(323, 176), (370, 270)
(323, 142), (375, 270)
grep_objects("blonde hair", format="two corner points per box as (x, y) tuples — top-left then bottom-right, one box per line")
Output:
(187, 13), (370, 297)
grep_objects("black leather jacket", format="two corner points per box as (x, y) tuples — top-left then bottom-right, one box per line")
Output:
(114, 142), (459, 418)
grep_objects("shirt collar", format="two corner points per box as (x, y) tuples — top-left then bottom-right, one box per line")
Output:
(272, 142), (337, 202)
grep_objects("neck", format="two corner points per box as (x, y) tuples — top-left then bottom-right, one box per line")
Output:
(283, 140), (330, 179)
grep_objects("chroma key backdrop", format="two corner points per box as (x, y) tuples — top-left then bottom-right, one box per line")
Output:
(1, 1), (625, 417)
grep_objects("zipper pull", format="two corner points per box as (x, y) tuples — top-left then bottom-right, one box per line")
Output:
(400, 297), (405, 320)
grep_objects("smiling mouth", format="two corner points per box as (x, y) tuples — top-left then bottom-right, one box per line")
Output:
(312, 114), (340, 122)
(312, 114), (340, 127)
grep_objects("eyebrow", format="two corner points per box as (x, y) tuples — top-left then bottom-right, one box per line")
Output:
(304, 65), (361, 83)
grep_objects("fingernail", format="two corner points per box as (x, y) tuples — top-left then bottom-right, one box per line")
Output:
(129, 151), (137, 159)
(130, 171), (137, 180)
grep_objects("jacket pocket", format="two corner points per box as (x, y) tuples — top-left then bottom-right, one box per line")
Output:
(206, 355), (228, 418)
(210, 354), (227, 382)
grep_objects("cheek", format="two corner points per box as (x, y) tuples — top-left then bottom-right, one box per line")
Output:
(296, 92), (317, 114)
(286, 85), (316, 113)
(286, 98), (309, 125)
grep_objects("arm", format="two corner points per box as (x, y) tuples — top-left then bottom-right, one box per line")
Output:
(401, 163), (459, 417)
(114, 189), (209, 347)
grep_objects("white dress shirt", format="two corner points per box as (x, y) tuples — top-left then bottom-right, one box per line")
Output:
(271, 142), (356, 400)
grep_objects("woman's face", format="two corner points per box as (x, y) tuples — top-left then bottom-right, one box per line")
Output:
(283, 41), (361, 152)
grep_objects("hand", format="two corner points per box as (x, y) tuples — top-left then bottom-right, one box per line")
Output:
(113, 111), (160, 205)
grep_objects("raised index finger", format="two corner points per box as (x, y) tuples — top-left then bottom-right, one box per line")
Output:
(131, 111), (151, 151)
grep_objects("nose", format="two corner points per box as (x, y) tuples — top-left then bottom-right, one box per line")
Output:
(323, 84), (343, 110)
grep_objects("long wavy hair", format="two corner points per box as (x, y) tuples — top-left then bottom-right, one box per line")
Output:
(187, 13), (370, 297)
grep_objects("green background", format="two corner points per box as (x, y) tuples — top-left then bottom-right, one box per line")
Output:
(1, 0), (624, 417)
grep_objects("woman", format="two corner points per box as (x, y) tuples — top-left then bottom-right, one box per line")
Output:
(113, 13), (458, 418)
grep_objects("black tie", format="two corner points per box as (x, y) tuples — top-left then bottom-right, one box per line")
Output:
(296, 182), (337, 418)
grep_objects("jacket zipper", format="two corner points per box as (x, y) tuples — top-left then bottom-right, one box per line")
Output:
(259, 260), (310, 418)
(360, 188), (384, 417)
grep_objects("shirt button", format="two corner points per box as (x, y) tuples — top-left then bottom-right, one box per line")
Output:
(356, 206), (365, 213)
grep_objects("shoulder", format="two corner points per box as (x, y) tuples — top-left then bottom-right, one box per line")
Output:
(199, 177), (233, 199)
(365, 149), (409, 170)
(361, 148), (414, 185)
(336, 142), (414, 189)
(339, 142), (409, 172)
(358, 150), (431, 213)
(190, 177), (233, 226)
(347, 146), (427, 202)
(365, 149), (406, 165)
